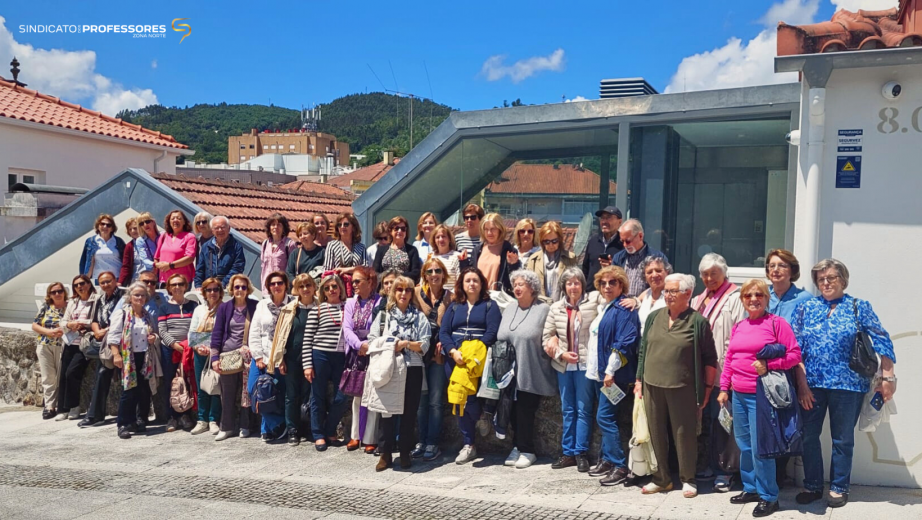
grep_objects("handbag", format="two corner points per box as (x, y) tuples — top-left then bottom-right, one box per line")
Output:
(849, 300), (879, 378)
(713, 415), (741, 473)
(170, 365), (194, 413)
(79, 332), (101, 359)
(219, 349), (245, 374)
(200, 359), (221, 395)
(339, 348), (368, 397)
(98, 337), (115, 370)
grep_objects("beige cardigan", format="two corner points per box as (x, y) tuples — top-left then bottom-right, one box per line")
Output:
(542, 291), (604, 373)
(526, 249), (578, 301)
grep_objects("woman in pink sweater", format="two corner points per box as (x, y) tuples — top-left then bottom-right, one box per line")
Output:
(717, 278), (801, 518)
(155, 210), (197, 287)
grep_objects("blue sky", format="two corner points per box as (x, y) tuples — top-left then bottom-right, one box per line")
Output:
(0, 0), (893, 115)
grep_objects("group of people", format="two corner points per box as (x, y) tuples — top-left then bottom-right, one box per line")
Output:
(32, 203), (897, 517)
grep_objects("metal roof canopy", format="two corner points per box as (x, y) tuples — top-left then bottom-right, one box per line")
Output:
(775, 46), (922, 87)
(353, 83), (801, 237)
(8, 183), (89, 195)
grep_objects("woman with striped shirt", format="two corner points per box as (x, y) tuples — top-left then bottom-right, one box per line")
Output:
(158, 273), (198, 432)
(323, 213), (366, 278)
(303, 273), (349, 451)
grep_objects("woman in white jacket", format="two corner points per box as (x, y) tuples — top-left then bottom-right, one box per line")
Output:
(248, 271), (294, 442)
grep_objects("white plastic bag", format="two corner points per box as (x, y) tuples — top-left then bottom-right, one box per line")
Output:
(477, 347), (500, 399)
(632, 395), (650, 444)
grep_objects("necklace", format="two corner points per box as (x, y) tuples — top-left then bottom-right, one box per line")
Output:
(508, 303), (532, 332)
(324, 302), (344, 327)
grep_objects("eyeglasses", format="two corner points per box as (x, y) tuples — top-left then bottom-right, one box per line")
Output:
(195, 220), (209, 226)
(351, 278), (366, 285)
(622, 235), (639, 245)
(425, 268), (444, 275)
(518, 229), (534, 235)
(168, 283), (187, 288)
(323, 285), (339, 292)
(268, 281), (286, 288)
(140, 219), (154, 226)
(463, 215), (479, 221)
(98, 222), (113, 228)
(542, 238), (559, 246)
(233, 285), (248, 291)
(73, 281), (88, 288)
(768, 262), (790, 271)
(392, 226), (407, 232)
(817, 275), (840, 285)
(663, 289), (685, 296)
(50, 289), (66, 296)
(376, 236), (389, 242)
(141, 279), (157, 286)
(394, 287), (412, 294)
(743, 293), (765, 300)
(337, 222), (351, 228)
(204, 287), (222, 294)
(598, 280), (618, 287)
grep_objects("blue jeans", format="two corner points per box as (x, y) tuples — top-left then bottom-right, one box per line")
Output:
(733, 392), (778, 502)
(194, 352), (221, 423)
(802, 387), (864, 494)
(457, 394), (482, 446)
(557, 370), (595, 456)
(596, 382), (626, 467)
(417, 361), (447, 446)
(247, 359), (286, 435)
(309, 350), (349, 441)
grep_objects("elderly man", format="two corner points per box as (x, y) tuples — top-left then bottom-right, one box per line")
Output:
(194, 216), (246, 288)
(582, 206), (624, 283)
(612, 219), (666, 298)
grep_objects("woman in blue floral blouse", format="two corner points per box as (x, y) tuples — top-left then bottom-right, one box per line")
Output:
(791, 258), (896, 509)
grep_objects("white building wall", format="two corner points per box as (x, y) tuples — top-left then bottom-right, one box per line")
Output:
(793, 64), (922, 488)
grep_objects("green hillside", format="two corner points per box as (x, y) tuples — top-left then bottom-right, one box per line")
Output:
(116, 92), (455, 166)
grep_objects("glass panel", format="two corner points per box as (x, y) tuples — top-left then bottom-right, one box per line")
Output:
(7, 174), (16, 189)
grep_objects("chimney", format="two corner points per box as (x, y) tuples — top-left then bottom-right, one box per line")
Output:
(382, 151), (394, 165)
(250, 128), (258, 136)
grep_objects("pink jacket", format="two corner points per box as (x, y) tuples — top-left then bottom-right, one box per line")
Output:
(720, 314), (801, 394)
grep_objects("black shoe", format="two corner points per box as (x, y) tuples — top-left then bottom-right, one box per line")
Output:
(622, 472), (640, 487)
(795, 490), (823, 504)
(552, 455), (576, 470)
(288, 429), (300, 446)
(117, 426), (132, 440)
(42, 409), (56, 420)
(77, 418), (94, 428)
(315, 441), (328, 452)
(827, 493), (848, 508)
(134, 420), (147, 433)
(588, 460), (614, 477)
(731, 492), (761, 504)
(261, 433), (270, 443)
(753, 500), (779, 517)
(90, 419), (106, 427)
(576, 455), (590, 473)
(599, 466), (630, 486)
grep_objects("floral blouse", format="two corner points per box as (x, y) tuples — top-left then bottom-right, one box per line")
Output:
(791, 294), (895, 393)
(33, 304), (65, 348)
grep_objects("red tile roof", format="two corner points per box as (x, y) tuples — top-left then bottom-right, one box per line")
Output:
(486, 163), (615, 195)
(777, 4), (922, 56)
(328, 158), (399, 188)
(0, 78), (188, 149)
(279, 179), (357, 197)
(154, 174), (355, 243)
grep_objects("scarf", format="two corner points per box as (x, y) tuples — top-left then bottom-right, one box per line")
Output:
(120, 306), (153, 391)
(386, 305), (420, 341)
(566, 298), (583, 357)
(353, 296), (378, 338)
(693, 280), (737, 328)
(196, 305), (218, 333)
(544, 251), (561, 299)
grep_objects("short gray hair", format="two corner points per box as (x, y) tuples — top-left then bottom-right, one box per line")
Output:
(557, 267), (587, 299)
(698, 252), (728, 276)
(194, 211), (213, 228)
(811, 258), (850, 290)
(211, 215), (230, 228)
(509, 269), (541, 296)
(619, 219), (644, 236)
(641, 256), (673, 275)
(126, 281), (150, 304)
(664, 273), (696, 293)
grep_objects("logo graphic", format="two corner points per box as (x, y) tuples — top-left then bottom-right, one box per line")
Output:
(172, 18), (191, 43)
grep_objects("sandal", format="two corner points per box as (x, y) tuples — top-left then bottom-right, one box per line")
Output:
(713, 474), (733, 493)
(683, 483), (698, 498)
(641, 482), (673, 494)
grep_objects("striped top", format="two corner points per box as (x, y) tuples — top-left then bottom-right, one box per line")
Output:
(302, 302), (345, 369)
(454, 232), (479, 257)
(323, 240), (366, 270)
(158, 299), (199, 348)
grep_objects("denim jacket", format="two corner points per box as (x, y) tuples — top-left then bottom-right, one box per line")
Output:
(194, 235), (246, 287)
(79, 235), (126, 277)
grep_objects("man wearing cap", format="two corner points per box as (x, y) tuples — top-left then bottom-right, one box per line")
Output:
(611, 218), (667, 299)
(581, 206), (624, 283)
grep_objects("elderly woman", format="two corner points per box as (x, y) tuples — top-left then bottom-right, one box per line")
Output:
(249, 271), (294, 441)
(271, 273), (317, 445)
(259, 213), (297, 294)
(718, 279), (802, 517)
(158, 273), (198, 432)
(637, 256), (672, 333)
(692, 252), (745, 490)
(32, 282), (68, 420)
(80, 214), (126, 281)
(636, 273), (718, 497)
(120, 212), (160, 286)
(496, 269), (553, 469)
(411, 258), (452, 461)
(193, 211), (214, 252)
(80, 271), (125, 428)
(366, 275), (431, 471)
(513, 218), (540, 265)
(313, 213), (331, 248)
(56, 274), (97, 421)
(412, 212), (438, 261)
(583, 266), (640, 486)
(324, 213), (367, 282)
(373, 216), (421, 283)
(527, 221), (577, 302)
(792, 259), (896, 509)
(125, 217), (140, 240)
(211, 274), (259, 441)
(303, 274), (349, 451)
(188, 277), (224, 435)
(342, 266), (382, 452)
(287, 222), (325, 282)
(108, 281), (159, 439)
(431, 224), (463, 292)
(440, 267), (503, 464)
(467, 213), (521, 294)
(154, 210), (197, 288)
(766, 249), (812, 324)
(543, 267), (600, 472)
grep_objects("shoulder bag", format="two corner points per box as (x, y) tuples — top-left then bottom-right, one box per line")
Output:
(170, 365), (194, 413)
(200, 358), (221, 395)
(219, 349), (244, 374)
(849, 299), (879, 378)
(339, 309), (378, 397)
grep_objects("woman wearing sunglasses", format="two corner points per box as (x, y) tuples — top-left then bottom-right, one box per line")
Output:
(79, 214), (126, 282)
(193, 211), (214, 252)
(158, 273), (199, 432)
(372, 216), (421, 283)
(526, 221), (577, 302)
(120, 212), (161, 286)
(249, 271), (294, 441)
(188, 277), (224, 435)
(342, 266), (382, 452)
(32, 282), (68, 420)
(56, 274), (97, 420)
(512, 218), (541, 266)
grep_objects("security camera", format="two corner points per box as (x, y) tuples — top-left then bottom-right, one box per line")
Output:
(882, 81), (902, 100)
(785, 130), (801, 146)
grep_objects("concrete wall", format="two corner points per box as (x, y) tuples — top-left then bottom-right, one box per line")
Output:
(792, 64), (922, 488)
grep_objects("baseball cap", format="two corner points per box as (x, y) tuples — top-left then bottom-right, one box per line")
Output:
(595, 206), (622, 218)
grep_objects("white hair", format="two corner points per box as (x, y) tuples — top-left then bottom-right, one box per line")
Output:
(664, 273), (696, 293)
(509, 269), (542, 296)
(698, 252), (728, 276)
(210, 215), (230, 228)
(619, 219), (643, 236)
(194, 211), (213, 227)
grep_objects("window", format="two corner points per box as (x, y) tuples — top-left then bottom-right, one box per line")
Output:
(7, 168), (45, 190)
(249, 144), (254, 149)
(240, 155), (246, 161)
(271, 145), (277, 150)
(239, 144), (246, 149)
(562, 201), (597, 217)
(289, 144), (296, 149)
(249, 156), (255, 160)
(7, 174), (15, 189)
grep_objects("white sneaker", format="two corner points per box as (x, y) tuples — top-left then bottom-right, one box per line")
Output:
(455, 444), (477, 464)
(515, 453), (537, 469)
(215, 430), (232, 442)
(67, 409), (80, 420)
(239, 428), (251, 438)
(209, 422), (221, 435)
(55, 413), (69, 421)
(504, 447), (520, 467)
(190, 421), (209, 435)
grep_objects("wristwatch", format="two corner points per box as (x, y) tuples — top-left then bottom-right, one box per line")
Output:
(881, 376), (897, 383)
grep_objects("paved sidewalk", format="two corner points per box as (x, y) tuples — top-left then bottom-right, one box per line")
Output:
(0, 409), (919, 519)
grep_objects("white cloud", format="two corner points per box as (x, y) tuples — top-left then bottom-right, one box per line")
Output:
(830, 0), (898, 11)
(0, 16), (158, 116)
(151, 59), (157, 69)
(665, 0), (820, 93)
(565, 96), (589, 103)
(480, 48), (565, 83)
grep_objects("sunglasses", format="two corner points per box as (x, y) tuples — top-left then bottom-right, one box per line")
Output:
(168, 282), (187, 288)
(392, 226), (407, 232)
(142, 279), (157, 286)
(268, 281), (286, 288)
(323, 285), (339, 292)
(98, 222), (113, 228)
(376, 237), (389, 242)
(50, 289), (66, 296)
(743, 293), (765, 300)
(204, 287), (222, 294)
(233, 285), (248, 291)
(296, 284), (314, 291)
(351, 278), (366, 285)
(518, 229), (534, 235)
(463, 215), (479, 221)
(337, 222), (351, 228)
(140, 219), (154, 226)
(73, 281), (88, 288)
(598, 280), (619, 287)
(425, 268), (444, 275)
(394, 287), (412, 294)
(195, 220), (209, 226)
(542, 238), (559, 246)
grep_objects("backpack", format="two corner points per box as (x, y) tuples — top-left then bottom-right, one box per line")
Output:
(252, 373), (281, 415)
(170, 365), (194, 413)
(491, 339), (516, 382)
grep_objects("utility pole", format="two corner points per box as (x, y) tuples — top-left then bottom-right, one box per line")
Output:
(409, 94), (414, 150)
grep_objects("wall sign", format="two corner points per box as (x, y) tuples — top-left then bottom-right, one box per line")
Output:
(837, 129), (863, 153)
(836, 156), (861, 189)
